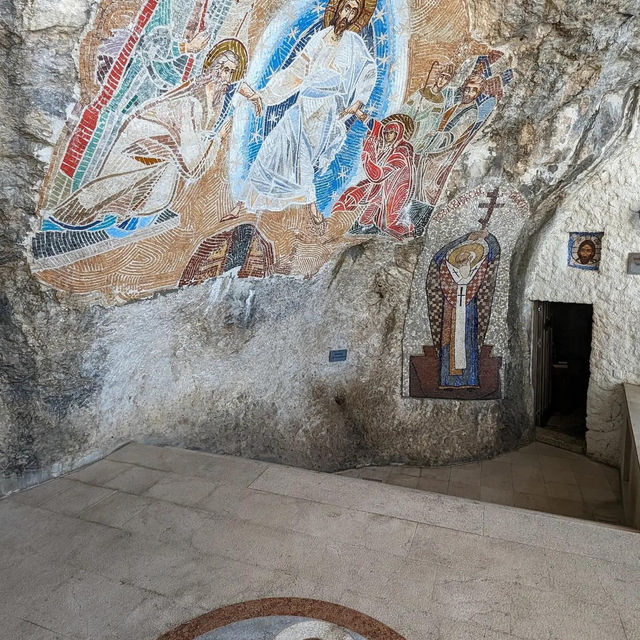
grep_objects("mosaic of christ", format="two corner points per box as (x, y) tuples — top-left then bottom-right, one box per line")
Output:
(32, 0), (513, 303)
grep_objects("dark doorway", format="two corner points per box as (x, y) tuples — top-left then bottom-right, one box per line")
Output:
(533, 302), (593, 444)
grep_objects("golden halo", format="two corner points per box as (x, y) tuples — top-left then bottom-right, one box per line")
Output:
(203, 38), (248, 83)
(381, 113), (415, 140)
(323, 0), (378, 33)
(448, 242), (486, 268)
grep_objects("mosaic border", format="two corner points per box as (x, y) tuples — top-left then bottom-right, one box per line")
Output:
(155, 597), (407, 640)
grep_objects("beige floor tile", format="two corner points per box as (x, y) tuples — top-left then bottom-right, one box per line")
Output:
(250, 465), (485, 533)
(437, 618), (521, 640)
(108, 442), (176, 469)
(577, 478), (617, 503)
(511, 464), (544, 480)
(483, 502), (640, 565)
(335, 469), (362, 478)
(70, 459), (131, 486)
(593, 560), (640, 638)
(79, 491), (153, 528)
(512, 474), (547, 497)
(537, 452), (575, 470)
(410, 524), (550, 590)
(544, 480), (583, 501)
(569, 457), (609, 478)
(390, 465), (421, 477)
(513, 492), (552, 513)
(480, 468), (513, 491)
(359, 466), (391, 481)
(104, 465), (169, 494)
(338, 589), (441, 640)
(448, 482), (481, 501)
(197, 483), (418, 556)
(144, 474), (220, 506)
(509, 582), (627, 640)
(544, 550), (611, 605)
(540, 464), (577, 485)
(0, 549), (79, 620)
(0, 615), (66, 640)
(420, 466), (452, 481)
(494, 450), (540, 467)
(121, 498), (216, 547)
(416, 477), (450, 494)
(387, 473), (419, 489)
(172, 450), (269, 486)
(109, 444), (268, 487)
(530, 442), (580, 459)
(481, 459), (512, 475)
(430, 574), (511, 634)
(450, 465), (482, 486)
(0, 501), (124, 567)
(544, 497), (587, 519)
(12, 477), (77, 507)
(26, 568), (198, 640)
(586, 501), (624, 525)
(41, 481), (115, 517)
(480, 486), (514, 506)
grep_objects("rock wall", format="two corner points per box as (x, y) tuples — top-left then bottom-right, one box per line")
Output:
(1, 0), (639, 492)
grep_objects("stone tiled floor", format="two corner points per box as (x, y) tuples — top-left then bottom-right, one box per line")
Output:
(2, 443), (639, 640)
(337, 442), (623, 525)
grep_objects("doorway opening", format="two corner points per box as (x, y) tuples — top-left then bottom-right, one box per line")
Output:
(532, 301), (593, 450)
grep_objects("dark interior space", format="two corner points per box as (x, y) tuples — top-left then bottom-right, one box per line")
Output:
(534, 301), (593, 441)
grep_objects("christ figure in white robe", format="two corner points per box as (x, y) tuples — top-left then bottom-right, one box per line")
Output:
(241, 0), (377, 215)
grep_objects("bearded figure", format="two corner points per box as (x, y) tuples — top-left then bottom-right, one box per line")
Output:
(45, 40), (261, 230)
(240, 0), (378, 217)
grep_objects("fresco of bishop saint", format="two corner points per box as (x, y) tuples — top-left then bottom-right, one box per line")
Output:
(427, 229), (500, 389)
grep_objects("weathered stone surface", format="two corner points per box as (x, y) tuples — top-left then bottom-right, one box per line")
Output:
(1, 0), (639, 491)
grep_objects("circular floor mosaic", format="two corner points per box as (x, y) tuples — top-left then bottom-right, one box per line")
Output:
(156, 598), (406, 640)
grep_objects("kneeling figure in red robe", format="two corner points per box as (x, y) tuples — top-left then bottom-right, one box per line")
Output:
(334, 114), (415, 240)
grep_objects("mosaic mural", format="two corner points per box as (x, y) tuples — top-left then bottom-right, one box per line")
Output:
(403, 182), (529, 399)
(568, 232), (603, 271)
(155, 598), (406, 640)
(31, 0), (513, 302)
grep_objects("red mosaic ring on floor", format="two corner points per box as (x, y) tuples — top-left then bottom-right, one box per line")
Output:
(156, 597), (407, 640)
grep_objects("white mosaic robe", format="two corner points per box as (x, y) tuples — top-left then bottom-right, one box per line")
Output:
(52, 83), (225, 227)
(242, 27), (376, 212)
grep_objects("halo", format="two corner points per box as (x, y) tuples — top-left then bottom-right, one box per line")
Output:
(381, 113), (415, 139)
(323, 0), (378, 33)
(203, 38), (248, 83)
(448, 242), (486, 268)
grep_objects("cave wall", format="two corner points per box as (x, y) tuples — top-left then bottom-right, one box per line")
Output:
(1, 0), (639, 493)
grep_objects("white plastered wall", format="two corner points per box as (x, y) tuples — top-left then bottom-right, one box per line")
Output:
(526, 132), (640, 466)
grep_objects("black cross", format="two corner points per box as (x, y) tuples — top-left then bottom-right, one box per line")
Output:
(478, 187), (504, 228)
(458, 288), (465, 306)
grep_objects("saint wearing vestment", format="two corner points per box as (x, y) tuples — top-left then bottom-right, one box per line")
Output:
(401, 61), (457, 155)
(241, 0), (378, 216)
(427, 229), (500, 389)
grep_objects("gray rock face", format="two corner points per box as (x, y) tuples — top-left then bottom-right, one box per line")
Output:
(1, 0), (639, 492)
